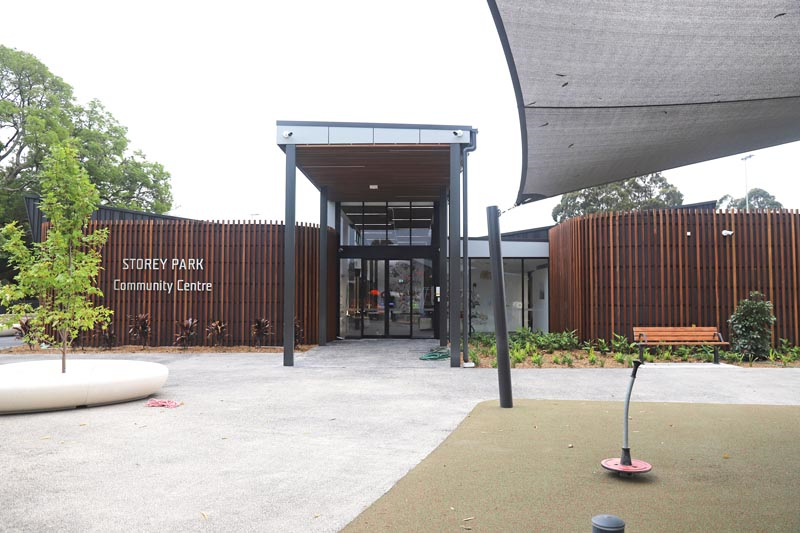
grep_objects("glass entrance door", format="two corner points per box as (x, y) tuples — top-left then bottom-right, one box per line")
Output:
(340, 258), (433, 338)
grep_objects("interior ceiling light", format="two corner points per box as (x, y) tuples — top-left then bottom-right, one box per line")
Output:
(369, 185), (379, 190)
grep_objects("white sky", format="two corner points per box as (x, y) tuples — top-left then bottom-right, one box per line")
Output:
(3, 0), (799, 235)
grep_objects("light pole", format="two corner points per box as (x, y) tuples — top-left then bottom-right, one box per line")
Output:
(741, 154), (754, 212)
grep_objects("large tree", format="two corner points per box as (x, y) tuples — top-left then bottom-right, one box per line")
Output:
(551, 173), (684, 223)
(0, 45), (172, 226)
(1, 141), (112, 372)
(717, 188), (783, 210)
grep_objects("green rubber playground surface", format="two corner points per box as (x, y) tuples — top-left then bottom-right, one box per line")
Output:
(344, 400), (800, 532)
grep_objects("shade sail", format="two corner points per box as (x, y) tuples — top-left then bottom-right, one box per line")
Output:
(488, 1), (800, 203)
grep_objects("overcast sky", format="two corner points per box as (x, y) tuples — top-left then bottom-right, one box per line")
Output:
(4, 0), (799, 235)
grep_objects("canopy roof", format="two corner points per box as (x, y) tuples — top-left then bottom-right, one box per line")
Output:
(488, 1), (800, 203)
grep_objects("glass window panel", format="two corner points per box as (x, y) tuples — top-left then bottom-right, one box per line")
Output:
(411, 258), (435, 338)
(387, 202), (411, 246)
(363, 202), (387, 246)
(340, 203), (362, 246)
(340, 258), (362, 338)
(410, 202), (433, 246)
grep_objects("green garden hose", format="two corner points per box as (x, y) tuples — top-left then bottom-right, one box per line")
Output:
(420, 346), (450, 360)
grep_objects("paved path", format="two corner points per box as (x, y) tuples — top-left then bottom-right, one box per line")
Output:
(1, 339), (798, 532)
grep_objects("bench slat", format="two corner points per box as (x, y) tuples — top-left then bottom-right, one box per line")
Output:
(633, 326), (726, 344)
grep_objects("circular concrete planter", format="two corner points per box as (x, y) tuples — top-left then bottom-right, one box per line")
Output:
(0, 360), (169, 414)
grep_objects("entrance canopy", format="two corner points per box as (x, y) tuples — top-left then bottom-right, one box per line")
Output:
(488, 1), (800, 203)
(276, 121), (474, 201)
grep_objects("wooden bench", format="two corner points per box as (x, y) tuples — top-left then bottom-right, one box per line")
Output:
(633, 327), (729, 364)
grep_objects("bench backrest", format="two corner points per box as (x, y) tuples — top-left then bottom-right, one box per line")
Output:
(633, 326), (720, 342)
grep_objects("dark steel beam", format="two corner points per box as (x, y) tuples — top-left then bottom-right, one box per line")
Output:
(438, 188), (448, 347)
(318, 186), (328, 346)
(449, 144), (461, 367)
(284, 144), (296, 366)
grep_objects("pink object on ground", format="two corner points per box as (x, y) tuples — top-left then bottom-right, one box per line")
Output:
(145, 399), (180, 408)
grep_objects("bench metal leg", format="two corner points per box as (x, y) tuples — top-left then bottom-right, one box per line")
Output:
(714, 346), (719, 365)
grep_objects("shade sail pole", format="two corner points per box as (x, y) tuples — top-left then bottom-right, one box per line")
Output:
(487, 205), (512, 407)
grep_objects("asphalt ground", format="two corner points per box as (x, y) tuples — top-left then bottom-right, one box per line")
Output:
(1, 339), (798, 532)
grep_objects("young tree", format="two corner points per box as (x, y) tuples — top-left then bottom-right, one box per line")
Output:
(551, 173), (684, 223)
(1, 141), (112, 372)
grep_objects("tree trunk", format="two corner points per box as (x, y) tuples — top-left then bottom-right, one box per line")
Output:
(60, 329), (67, 373)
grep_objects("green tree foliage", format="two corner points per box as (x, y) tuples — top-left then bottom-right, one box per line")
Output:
(1, 141), (112, 372)
(0, 45), (172, 226)
(728, 291), (777, 361)
(551, 173), (684, 223)
(717, 188), (783, 210)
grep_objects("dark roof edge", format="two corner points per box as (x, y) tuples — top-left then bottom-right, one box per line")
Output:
(276, 120), (475, 131)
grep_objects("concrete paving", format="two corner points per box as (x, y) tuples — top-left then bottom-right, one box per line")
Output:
(1, 339), (798, 532)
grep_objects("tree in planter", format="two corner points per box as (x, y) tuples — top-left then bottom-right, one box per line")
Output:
(728, 291), (777, 361)
(0, 141), (112, 373)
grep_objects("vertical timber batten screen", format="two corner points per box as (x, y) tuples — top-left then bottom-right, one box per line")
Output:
(549, 210), (800, 346)
(59, 220), (337, 347)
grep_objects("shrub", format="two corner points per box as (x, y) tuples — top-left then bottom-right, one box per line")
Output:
(174, 318), (198, 350)
(587, 353), (597, 365)
(531, 352), (543, 368)
(94, 322), (116, 350)
(251, 318), (273, 348)
(728, 291), (776, 361)
(596, 338), (610, 354)
(469, 349), (481, 367)
(611, 333), (635, 354)
(562, 354), (574, 367)
(128, 313), (151, 348)
(206, 320), (227, 347)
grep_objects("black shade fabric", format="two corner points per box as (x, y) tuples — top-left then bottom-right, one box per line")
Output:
(488, 1), (800, 203)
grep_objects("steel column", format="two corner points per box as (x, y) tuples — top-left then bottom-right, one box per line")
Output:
(438, 188), (448, 347)
(449, 144), (461, 367)
(283, 144), (296, 366)
(318, 186), (328, 346)
(488, 205), (512, 407)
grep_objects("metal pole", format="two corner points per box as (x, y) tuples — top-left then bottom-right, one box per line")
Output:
(462, 155), (469, 364)
(438, 188), (448, 347)
(487, 205), (512, 407)
(741, 154), (754, 213)
(283, 144), (296, 366)
(449, 144), (461, 367)
(461, 131), (476, 364)
(592, 515), (625, 532)
(318, 186), (328, 346)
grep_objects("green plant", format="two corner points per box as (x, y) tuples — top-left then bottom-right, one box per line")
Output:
(596, 338), (610, 354)
(552, 355), (562, 365)
(611, 333), (635, 354)
(251, 318), (273, 348)
(0, 141), (112, 373)
(510, 347), (527, 367)
(599, 358), (605, 368)
(613, 353), (624, 364)
(206, 320), (227, 347)
(722, 350), (744, 364)
(644, 352), (655, 363)
(779, 354), (793, 367)
(128, 313), (151, 348)
(562, 354), (574, 367)
(658, 346), (672, 361)
(675, 345), (691, 361)
(588, 353), (597, 365)
(728, 291), (777, 361)
(624, 355), (634, 368)
(469, 349), (481, 367)
(531, 352), (543, 368)
(174, 318), (198, 349)
(582, 340), (595, 353)
(768, 348), (779, 363)
(779, 338), (792, 355)
(491, 357), (498, 369)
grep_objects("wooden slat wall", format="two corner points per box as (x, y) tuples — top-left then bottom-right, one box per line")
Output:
(549, 210), (800, 346)
(70, 220), (337, 347)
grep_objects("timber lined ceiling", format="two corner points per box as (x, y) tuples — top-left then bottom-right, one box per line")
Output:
(295, 144), (451, 202)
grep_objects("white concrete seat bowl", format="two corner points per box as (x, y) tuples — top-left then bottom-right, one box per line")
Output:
(0, 359), (169, 414)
